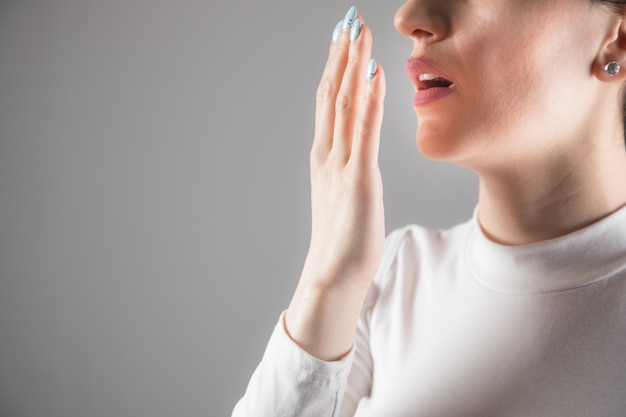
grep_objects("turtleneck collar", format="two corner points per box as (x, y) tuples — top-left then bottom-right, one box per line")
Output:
(465, 205), (626, 294)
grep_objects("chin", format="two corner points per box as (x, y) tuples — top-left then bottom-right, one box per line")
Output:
(415, 121), (468, 162)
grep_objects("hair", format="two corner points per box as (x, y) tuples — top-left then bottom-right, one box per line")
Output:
(593, 0), (626, 144)
(597, 0), (626, 12)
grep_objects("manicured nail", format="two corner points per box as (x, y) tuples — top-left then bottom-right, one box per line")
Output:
(332, 20), (343, 42)
(367, 58), (377, 80)
(342, 6), (357, 30)
(350, 18), (361, 42)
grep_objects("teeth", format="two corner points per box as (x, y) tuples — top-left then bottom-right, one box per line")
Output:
(419, 73), (444, 82)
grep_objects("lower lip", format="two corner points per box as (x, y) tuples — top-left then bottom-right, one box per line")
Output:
(413, 86), (455, 106)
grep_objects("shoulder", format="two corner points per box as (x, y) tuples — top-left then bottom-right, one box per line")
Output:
(380, 219), (473, 275)
(362, 217), (475, 309)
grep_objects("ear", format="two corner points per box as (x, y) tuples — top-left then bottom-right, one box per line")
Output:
(595, 18), (626, 82)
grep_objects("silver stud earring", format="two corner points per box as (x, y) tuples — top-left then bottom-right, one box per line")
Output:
(605, 61), (621, 77)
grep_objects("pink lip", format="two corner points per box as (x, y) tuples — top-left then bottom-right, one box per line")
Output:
(405, 58), (456, 106)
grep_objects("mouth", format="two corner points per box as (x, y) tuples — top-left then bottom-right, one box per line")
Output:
(417, 73), (454, 90)
(406, 58), (456, 106)
(406, 58), (456, 89)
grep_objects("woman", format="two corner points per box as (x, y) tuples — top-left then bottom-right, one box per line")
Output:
(233, 0), (626, 415)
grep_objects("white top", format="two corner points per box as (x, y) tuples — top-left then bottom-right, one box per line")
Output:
(232, 206), (626, 417)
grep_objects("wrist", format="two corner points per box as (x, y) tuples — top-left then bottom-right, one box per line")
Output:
(285, 278), (369, 361)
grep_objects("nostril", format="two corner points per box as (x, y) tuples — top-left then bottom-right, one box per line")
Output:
(411, 29), (436, 41)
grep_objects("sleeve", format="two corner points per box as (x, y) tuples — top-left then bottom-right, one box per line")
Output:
(231, 311), (356, 417)
(339, 226), (408, 415)
(232, 228), (406, 417)
(337, 302), (375, 416)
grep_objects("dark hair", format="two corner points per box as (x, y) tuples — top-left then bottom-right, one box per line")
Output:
(596, 0), (626, 12)
(593, 0), (626, 144)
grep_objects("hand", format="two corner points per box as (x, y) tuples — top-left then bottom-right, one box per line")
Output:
(285, 11), (387, 361)
(301, 12), (387, 293)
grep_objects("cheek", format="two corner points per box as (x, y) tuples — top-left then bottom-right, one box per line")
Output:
(415, 44), (554, 162)
(458, 24), (567, 149)
(477, 16), (601, 146)
(415, 4), (602, 163)
(474, 38), (547, 131)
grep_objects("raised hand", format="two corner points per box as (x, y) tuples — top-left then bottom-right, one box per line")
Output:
(285, 7), (387, 361)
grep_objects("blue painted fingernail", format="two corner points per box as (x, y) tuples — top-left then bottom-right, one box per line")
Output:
(343, 6), (357, 30)
(332, 20), (343, 42)
(350, 18), (361, 42)
(367, 58), (377, 80)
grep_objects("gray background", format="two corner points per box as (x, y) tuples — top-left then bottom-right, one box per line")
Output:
(0, 0), (477, 415)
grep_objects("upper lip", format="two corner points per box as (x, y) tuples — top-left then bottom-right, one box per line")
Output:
(406, 58), (455, 90)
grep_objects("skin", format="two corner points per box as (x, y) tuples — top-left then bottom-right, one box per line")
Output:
(286, 0), (626, 361)
(396, 0), (626, 244)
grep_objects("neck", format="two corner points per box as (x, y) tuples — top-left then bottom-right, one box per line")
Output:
(476, 140), (626, 246)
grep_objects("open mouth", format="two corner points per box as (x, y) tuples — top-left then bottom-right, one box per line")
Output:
(406, 59), (456, 105)
(418, 73), (454, 90)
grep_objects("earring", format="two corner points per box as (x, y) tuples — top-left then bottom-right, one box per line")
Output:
(605, 61), (621, 77)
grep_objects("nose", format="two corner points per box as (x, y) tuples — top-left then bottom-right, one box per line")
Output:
(394, 0), (449, 42)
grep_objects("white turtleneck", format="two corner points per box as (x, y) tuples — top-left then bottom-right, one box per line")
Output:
(232, 206), (626, 417)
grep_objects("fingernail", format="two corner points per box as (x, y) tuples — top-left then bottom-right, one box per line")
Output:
(332, 20), (343, 43)
(367, 58), (377, 80)
(343, 6), (357, 30)
(350, 18), (361, 42)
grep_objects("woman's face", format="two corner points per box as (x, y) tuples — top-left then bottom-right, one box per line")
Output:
(395, 0), (618, 170)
